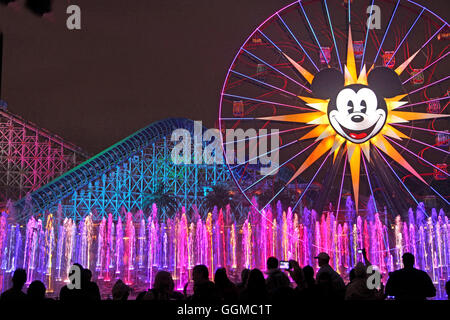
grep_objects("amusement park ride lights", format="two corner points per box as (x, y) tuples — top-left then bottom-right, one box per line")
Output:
(437, 31), (450, 41)
(319, 47), (331, 65)
(382, 51), (395, 68)
(353, 41), (364, 60)
(410, 69), (424, 85)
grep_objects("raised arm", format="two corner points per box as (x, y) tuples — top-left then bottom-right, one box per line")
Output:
(361, 248), (371, 267)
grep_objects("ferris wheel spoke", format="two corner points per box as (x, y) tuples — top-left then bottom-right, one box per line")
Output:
(392, 123), (450, 135)
(228, 126), (318, 173)
(385, 136), (449, 177)
(360, 0), (376, 73)
(242, 139), (319, 192)
(242, 48), (311, 93)
(362, 154), (378, 213)
(386, 8), (425, 66)
(230, 70), (298, 97)
(223, 93), (314, 112)
(257, 30), (283, 52)
(276, 13), (320, 72)
(298, 0), (329, 66)
(403, 51), (450, 85)
(380, 142), (449, 205)
(229, 138), (298, 174)
(262, 184), (288, 210)
(408, 137), (450, 155)
(375, 147), (419, 206)
(220, 117), (256, 121)
(373, 0), (401, 65)
(224, 124), (314, 148)
(408, 75), (450, 95)
(347, 0), (351, 24)
(417, 23), (447, 51)
(291, 151), (332, 212)
(396, 96), (450, 110)
(323, 0), (342, 72)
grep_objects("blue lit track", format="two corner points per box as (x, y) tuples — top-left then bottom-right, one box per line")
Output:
(14, 118), (200, 220)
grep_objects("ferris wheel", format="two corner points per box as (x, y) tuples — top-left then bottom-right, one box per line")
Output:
(218, 0), (449, 216)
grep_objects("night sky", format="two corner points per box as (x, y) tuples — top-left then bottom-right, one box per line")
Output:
(0, 0), (448, 155)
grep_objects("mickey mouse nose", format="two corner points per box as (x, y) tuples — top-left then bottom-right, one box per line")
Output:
(351, 115), (364, 123)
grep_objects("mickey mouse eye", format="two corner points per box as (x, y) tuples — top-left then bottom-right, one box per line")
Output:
(347, 101), (354, 114)
(361, 100), (367, 113)
(336, 88), (358, 114)
(355, 88), (377, 112)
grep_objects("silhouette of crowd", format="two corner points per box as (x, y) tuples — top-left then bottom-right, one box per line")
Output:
(0, 250), (446, 302)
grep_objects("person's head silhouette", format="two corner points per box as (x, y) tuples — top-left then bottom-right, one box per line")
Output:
(303, 265), (315, 282)
(214, 268), (230, 288)
(27, 280), (46, 300)
(241, 268), (250, 284)
(153, 271), (174, 294)
(267, 257), (278, 271)
(402, 252), (415, 268)
(314, 252), (330, 267)
(81, 268), (93, 287)
(192, 265), (209, 284)
(247, 268), (265, 291)
(11, 268), (27, 290)
(112, 279), (130, 301)
(84, 268), (93, 281)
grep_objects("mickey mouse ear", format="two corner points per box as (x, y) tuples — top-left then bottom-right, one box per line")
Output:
(367, 67), (404, 98)
(311, 68), (344, 99)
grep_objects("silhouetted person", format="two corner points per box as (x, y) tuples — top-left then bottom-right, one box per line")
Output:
(316, 272), (335, 300)
(385, 253), (436, 300)
(214, 268), (238, 302)
(112, 279), (130, 300)
(287, 260), (303, 286)
(27, 280), (46, 301)
(315, 252), (345, 299)
(0, 268), (27, 301)
(59, 263), (99, 301)
(445, 280), (450, 300)
(135, 291), (147, 300)
(348, 268), (356, 283)
(237, 268), (250, 293)
(345, 262), (383, 300)
(240, 268), (268, 302)
(190, 265), (218, 302)
(144, 271), (183, 300)
(297, 265), (317, 300)
(265, 257), (290, 297)
(83, 268), (101, 300)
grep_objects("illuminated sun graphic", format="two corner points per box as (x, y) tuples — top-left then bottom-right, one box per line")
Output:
(257, 28), (449, 210)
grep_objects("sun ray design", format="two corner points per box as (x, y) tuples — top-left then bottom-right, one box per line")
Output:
(256, 27), (449, 211)
(283, 52), (315, 84)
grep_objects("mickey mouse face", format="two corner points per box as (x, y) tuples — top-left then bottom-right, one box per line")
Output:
(310, 66), (404, 144)
(328, 84), (386, 143)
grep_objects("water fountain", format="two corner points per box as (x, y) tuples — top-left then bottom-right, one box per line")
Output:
(0, 198), (448, 299)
